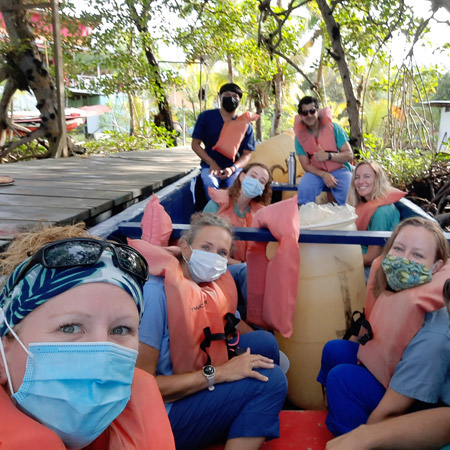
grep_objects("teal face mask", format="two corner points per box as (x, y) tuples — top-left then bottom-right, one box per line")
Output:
(381, 254), (434, 292)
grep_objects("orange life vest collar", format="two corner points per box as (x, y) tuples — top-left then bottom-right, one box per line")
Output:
(355, 188), (406, 231)
(208, 188), (264, 261)
(293, 107), (343, 172)
(0, 369), (175, 450)
(358, 257), (450, 388)
(128, 240), (238, 373)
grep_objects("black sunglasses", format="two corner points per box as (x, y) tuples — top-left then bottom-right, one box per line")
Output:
(300, 108), (317, 116)
(11, 237), (149, 291)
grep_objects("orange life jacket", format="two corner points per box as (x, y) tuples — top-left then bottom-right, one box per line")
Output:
(208, 187), (265, 261)
(0, 369), (175, 450)
(212, 112), (260, 161)
(246, 195), (300, 338)
(140, 194), (173, 247)
(357, 257), (450, 388)
(128, 239), (238, 374)
(355, 188), (406, 231)
(293, 107), (343, 172)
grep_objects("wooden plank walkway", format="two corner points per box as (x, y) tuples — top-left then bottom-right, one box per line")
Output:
(0, 147), (200, 247)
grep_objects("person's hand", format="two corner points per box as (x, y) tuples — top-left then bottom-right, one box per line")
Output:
(215, 166), (235, 180)
(165, 246), (181, 257)
(322, 172), (338, 188)
(222, 166), (235, 179)
(209, 161), (222, 177)
(315, 146), (329, 162)
(215, 348), (275, 383)
(325, 425), (372, 450)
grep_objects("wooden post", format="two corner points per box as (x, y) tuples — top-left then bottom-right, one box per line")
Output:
(50, 0), (68, 157)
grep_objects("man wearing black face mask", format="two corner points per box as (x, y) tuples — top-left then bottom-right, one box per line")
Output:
(192, 83), (256, 200)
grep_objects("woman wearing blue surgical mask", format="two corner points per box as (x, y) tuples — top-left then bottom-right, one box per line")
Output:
(135, 213), (287, 450)
(204, 162), (272, 264)
(0, 223), (175, 450)
(317, 217), (450, 438)
(203, 163), (272, 308)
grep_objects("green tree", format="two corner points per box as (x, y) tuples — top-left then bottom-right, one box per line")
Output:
(434, 71), (450, 100)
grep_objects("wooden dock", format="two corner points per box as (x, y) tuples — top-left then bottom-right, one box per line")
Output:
(0, 147), (200, 248)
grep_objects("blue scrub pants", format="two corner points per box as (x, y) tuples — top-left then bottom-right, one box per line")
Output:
(201, 167), (242, 200)
(168, 331), (287, 449)
(297, 168), (352, 205)
(318, 339), (386, 436)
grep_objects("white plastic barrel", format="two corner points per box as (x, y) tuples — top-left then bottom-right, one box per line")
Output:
(270, 203), (366, 410)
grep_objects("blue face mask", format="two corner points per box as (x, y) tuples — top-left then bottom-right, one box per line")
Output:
(10, 341), (137, 449)
(242, 176), (265, 199)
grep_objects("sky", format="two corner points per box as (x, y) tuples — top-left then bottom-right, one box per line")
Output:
(389, 0), (450, 70)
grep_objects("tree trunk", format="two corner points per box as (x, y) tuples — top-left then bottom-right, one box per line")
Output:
(0, 0), (68, 158)
(254, 99), (263, 142)
(126, 1), (177, 146)
(227, 54), (233, 82)
(0, 78), (17, 146)
(315, 0), (362, 150)
(128, 93), (135, 136)
(270, 61), (283, 137)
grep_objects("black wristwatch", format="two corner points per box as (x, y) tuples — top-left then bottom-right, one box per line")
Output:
(202, 365), (215, 391)
(328, 152), (333, 160)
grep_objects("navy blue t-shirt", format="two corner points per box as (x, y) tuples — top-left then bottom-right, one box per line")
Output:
(192, 109), (256, 169)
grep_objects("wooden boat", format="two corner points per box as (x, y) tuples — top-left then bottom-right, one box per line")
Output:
(89, 168), (444, 448)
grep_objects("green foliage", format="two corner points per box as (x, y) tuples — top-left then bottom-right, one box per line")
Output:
(359, 139), (433, 190)
(3, 141), (48, 162)
(83, 122), (178, 154)
(363, 99), (388, 135)
(434, 71), (450, 100)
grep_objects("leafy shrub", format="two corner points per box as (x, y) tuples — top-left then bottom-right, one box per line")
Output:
(359, 134), (433, 190)
(83, 122), (178, 154)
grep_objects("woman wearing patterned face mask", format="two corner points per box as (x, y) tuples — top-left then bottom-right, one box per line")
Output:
(133, 213), (287, 450)
(317, 217), (450, 437)
(0, 224), (175, 450)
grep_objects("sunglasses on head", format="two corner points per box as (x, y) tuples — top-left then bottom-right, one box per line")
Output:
(300, 108), (317, 116)
(10, 237), (149, 291)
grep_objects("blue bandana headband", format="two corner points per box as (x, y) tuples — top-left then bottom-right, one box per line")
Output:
(0, 252), (144, 337)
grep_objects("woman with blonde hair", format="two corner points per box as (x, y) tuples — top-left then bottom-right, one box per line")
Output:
(0, 223), (175, 449)
(317, 217), (450, 436)
(347, 160), (405, 268)
(131, 212), (287, 450)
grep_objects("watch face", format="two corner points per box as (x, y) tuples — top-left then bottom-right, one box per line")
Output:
(203, 365), (215, 376)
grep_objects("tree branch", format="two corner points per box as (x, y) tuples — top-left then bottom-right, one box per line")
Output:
(0, 127), (46, 156)
(271, 48), (318, 92)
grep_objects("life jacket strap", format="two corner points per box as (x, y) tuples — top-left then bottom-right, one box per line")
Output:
(200, 313), (242, 365)
(343, 310), (373, 346)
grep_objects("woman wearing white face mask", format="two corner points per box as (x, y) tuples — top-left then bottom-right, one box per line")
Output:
(0, 224), (175, 450)
(133, 213), (287, 450)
